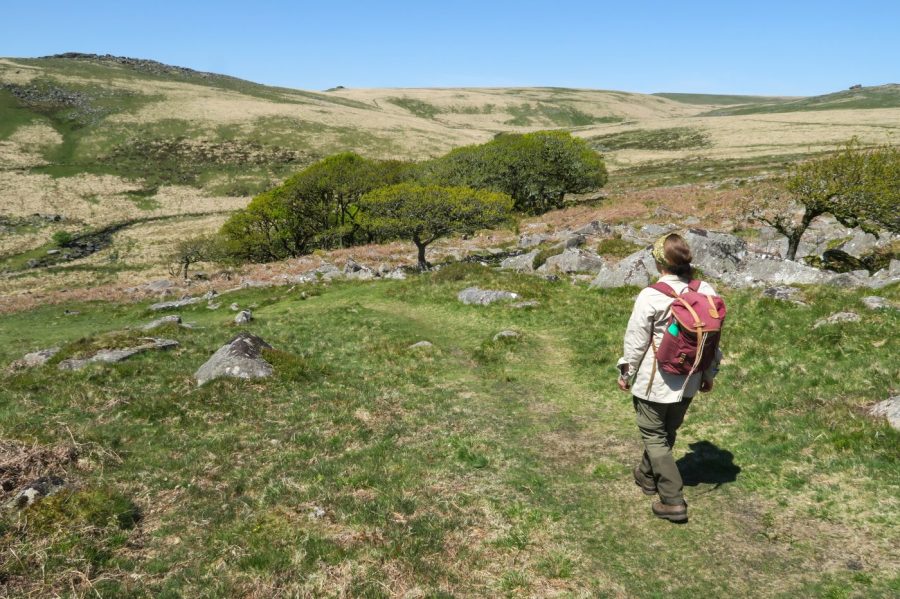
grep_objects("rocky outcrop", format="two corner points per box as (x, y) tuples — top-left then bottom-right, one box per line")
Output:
(194, 332), (274, 386)
(537, 248), (604, 274)
(589, 249), (659, 288)
(500, 250), (539, 272)
(681, 229), (748, 279)
(458, 287), (520, 305)
(58, 338), (179, 371)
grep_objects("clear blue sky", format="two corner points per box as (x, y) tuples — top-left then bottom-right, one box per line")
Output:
(2, 1), (898, 95)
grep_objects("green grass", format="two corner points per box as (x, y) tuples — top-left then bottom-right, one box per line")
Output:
(701, 84), (900, 116)
(0, 267), (897, 596)
(653, 92), (794, 106)
(597, 236), (643, 257)
(589, 127), (711, 152)
(504, 102), (622, 127)
(386, 97), (443, 119)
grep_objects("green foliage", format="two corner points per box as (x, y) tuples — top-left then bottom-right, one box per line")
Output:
(386, 97), (442, 119)
(533, 244), (565, 268)
(423, 130), (607, 214)
(596, 235), (642, 257)
(51, 230), (73, 247)
(588, 127), (710, 151)
(359, 183), (514, 269)
(169, 234), (227, 279)
(701, 84), (900, 116)
(220, 152), (414, 261)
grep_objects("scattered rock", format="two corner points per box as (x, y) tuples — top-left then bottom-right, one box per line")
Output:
(64, 309), (80, 316)
(230, 303), (240, 311)
(207, 302), (221, 310)
(408, 340), (433, 349)
(812, 312), (861, 329)
(203, 290), (218, 300)
(537, 248), (604, 274)
(869, 397), (900, 431)
(46, 249), (60, 255)
(589, 249), (659, 288)
(150, 296), (201, 311)
(861, 296), (893, 310)
(194, 332), (274, 386)
(458, 287), (519, 305)
(510, 300), (540, 309)
(315, 263), (343, 281)
(9, 347), (60, 371)
(234, 310), (253, 324)
(500, 250), (539, 272)
(493, 330), (519, 341)
(573, 220), (612, 237)
(141, 315), (182, 331)
(518, 233), (550, 249)
(553, 232), (586, 249)
(310, 506), (327, 519)
(10, 475), (68, 509)
(58, 338), (178, 370)
(762, 287), (807, 306)
(383, 268), (407, 280)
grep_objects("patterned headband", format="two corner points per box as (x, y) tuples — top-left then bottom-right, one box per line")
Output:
(651, 234), (669, 265)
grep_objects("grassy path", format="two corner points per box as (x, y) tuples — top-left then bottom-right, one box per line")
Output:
(0, 267), (897, 597)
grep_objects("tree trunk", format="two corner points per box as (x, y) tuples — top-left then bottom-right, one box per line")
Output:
(784, 208), (820, 261)
(414, 238), (429, 271)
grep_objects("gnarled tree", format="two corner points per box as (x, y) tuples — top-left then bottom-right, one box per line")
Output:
(359, 183), (514, 270)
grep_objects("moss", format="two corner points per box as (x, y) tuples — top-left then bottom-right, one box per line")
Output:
(596, 236), (642, 258)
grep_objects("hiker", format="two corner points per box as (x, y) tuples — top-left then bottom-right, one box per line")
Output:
(617, 233), (724, 523)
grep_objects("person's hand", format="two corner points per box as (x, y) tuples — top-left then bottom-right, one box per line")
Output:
(699, 380), (714, 393)
(617, 377), (630, 392)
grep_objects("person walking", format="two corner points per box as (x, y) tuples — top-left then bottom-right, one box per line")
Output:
(617, 233), (724, 523)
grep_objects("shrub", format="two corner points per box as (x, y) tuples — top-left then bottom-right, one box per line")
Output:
(51, 231), (73, 247)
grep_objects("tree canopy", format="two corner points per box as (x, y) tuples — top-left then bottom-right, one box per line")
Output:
(423, 130), (607, 214)
(358, 183), (514, 269)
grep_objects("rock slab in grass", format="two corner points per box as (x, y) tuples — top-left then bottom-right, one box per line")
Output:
(9, 347), (60, 370)
(811, 312), (861, 329)
(408, 340), (433, 349)
(58, 338), (179, 370)
(194, 332), (273, 386)
(150, 296), (202, 311)
(861, 296), (894, 310)
(870, 397), (900, 431)
(234, 310), (253, 324)
(10, 475), (68, 509)
(762, 286), (807, 306)
(458, 287), (519, 305)
(141, 315), (182, 331)
(493, 330), (519, 341)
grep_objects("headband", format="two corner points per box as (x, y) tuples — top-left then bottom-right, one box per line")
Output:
(651, 234), (669, 265)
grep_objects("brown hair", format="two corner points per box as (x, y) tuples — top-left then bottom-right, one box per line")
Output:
(663, 233), (693, 278)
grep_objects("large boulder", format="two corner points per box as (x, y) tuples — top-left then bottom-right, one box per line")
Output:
(518, 233), (550, 249)
(552, 232), (586, 249)
(537, 248), (605, 274)
(681, 229), (748, 279)
(500, 250), (539, 272)
(58, 338), (179, 371)
(720, 254), (836, 288)
(457, 287), (519, 305)
(589, 249), (659, 288)
(194, 332), (274, 386)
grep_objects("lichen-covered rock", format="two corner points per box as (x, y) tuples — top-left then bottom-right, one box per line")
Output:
(141, 315), (182, 331)
(194, 332), (274, 386)
(762, 286), (807, 306)
(681, 229), (748, 279)
(721, 254), (835, 288)
(518, 233), (550, 249)
(573, 220), (612, 237)
(493, 330), (519, 341)
(538, 248), (604, 274)
(10, 475), (68, 509)
(457, 287), (519, 305)
(58, 338), (179, 370)
(500, 250), (539, 272)
(9, 347), (60, 370)
(812, 312), (861, 329)
(861, 296), (894, 310)
(589, 249), (659, 288)
(869, 397), (900, 431)
(234, 310), (253, 324)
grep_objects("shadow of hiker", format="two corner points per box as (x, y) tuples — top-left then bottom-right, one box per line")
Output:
(677, 440), (741, 488)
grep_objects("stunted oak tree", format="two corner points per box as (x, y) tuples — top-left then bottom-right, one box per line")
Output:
(359, 183), (514, 270)
(750, 141), (899, 261)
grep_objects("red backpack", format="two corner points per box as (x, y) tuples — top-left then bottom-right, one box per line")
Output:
(648, 280), (726, 377)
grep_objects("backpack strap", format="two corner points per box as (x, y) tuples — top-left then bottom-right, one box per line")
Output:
(649, 282), (678, 298)
(687, 279), (702, 292)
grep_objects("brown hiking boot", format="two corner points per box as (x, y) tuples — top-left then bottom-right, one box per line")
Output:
(633, 467), (657, 496)
(652, 501), (688, 523)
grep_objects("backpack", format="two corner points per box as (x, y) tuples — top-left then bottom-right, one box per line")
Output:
(648, 280), (726, 378)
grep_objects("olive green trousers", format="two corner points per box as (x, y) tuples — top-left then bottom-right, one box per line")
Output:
(633, 396), (693, 505)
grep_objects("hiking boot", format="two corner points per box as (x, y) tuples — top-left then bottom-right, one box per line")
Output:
(652, 500), (688, 523)
(633, 467), (657, 496)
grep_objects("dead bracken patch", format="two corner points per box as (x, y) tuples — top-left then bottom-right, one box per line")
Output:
(0, 439), (78, 498)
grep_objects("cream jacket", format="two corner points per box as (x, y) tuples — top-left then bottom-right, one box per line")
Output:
(617, 275), (723, 404)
